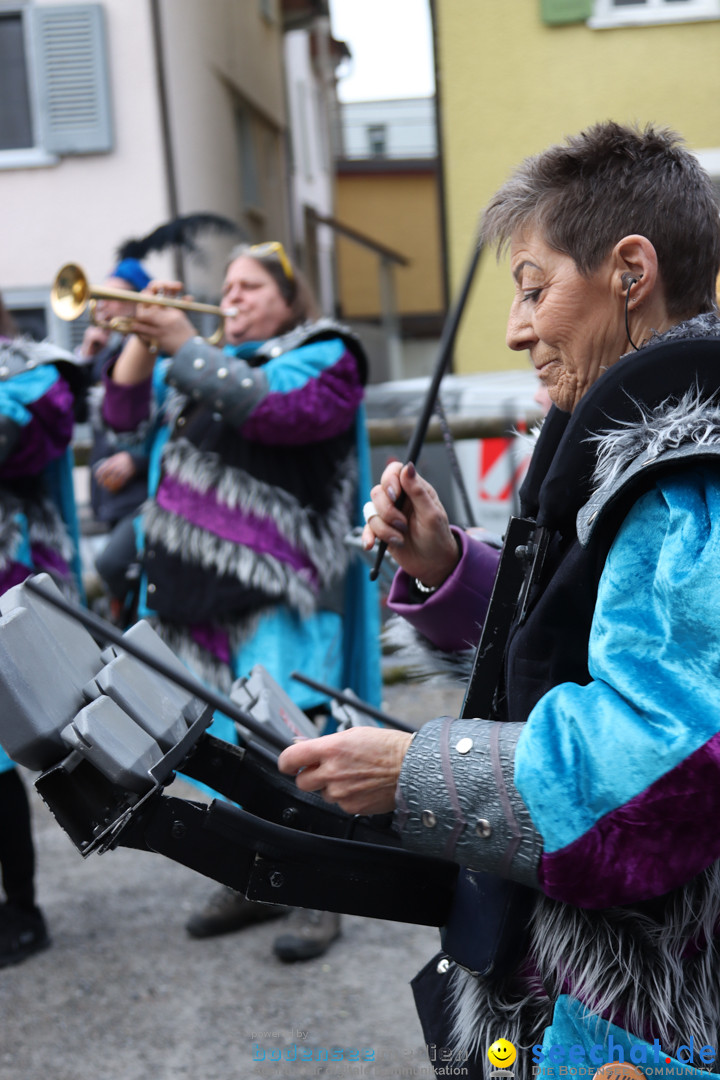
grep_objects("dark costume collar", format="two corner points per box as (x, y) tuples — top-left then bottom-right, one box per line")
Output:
(520, 327), (720, 535)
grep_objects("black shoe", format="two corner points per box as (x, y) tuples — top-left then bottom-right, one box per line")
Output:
(185, 887), (287, 939)
(273, 909), (341, 962)
(0, 904), (50, 969)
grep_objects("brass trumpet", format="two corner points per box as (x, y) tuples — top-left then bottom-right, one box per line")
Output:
(50, 263), (236, 344)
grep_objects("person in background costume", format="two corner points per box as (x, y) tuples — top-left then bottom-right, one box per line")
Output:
(81, 216), (239, 617)
(279, 123), (720, 1077)
(102, 241), (380, 961)
(0, 294), (84, 967)
(78, 258), (152, 617)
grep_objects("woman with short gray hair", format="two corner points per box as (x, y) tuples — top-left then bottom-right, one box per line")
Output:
(280, 122), (720, 1077)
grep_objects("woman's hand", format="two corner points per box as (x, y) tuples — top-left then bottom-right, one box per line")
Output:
(111, 281), (195, 386)
(129, 280), (195, 357)
(362, 461), (460, 588)
(79, 324), (111, 361)
(278, 727), (414, 816)
(94, 451), (137, 493)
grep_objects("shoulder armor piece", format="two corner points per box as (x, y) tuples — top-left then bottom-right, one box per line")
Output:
(578, 439), (720, 547)
(254, 318), (367, 364)
(0, 338), (80, 382)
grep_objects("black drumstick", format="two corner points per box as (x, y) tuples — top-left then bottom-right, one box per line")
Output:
(369, 238), (483, 581)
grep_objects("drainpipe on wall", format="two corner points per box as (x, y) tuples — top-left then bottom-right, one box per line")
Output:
(149, 0), (184, 281)
(429, 0), (450, 316)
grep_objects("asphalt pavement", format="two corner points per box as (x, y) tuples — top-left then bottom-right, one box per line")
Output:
(0, 682), (465, 1080)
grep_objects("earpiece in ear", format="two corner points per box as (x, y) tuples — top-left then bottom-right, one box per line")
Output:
(621, 272), (641, 292)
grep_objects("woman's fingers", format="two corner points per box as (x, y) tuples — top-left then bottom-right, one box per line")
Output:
(361, 466), (410, 551)
(278, 728), (413, 815)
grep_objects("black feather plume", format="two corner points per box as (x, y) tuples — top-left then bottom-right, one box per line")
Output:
(116, 213), (246, 262)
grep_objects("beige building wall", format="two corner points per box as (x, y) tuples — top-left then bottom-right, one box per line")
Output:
(335, 168), (443, 319)
(1, 0), (169, 294)
(434, 3), (720, 373)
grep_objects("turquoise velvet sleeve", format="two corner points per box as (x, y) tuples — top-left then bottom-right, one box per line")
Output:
(260, 339), (347, 394)
(515, 467), (720, 853)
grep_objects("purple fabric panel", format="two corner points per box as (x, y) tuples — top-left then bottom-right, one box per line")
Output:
(0, 378), (74, 478)
(539, 730), (720, 909)
(155, 475), (319, 586)
(190, 623), (231, 666)
(0, 562), (33, 595)
(30, 543), (71, 580)
(102, 371), (153, 432)
(387, 528), (500, 652)
(240, 352), (363, 445)
(0, 550), (72, 597)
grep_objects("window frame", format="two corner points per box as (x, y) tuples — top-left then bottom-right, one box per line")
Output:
(0, 1), (112, 171)
(0, 4), (58, 168)
(590, 0), (720, 28)
(367, 124), (388, 158)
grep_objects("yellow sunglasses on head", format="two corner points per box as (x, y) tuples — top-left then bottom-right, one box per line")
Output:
(248, 241), (294, 283)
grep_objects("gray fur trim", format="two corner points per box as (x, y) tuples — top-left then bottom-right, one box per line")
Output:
(591, 313), (720, 498)
(447, 961), (553, 1080)
(646, 311), (720, 347)
(382, 613), (476, 684)
(25, 498), (77, 567)
(447, 859), (720, 1075)
(0, 500), (23, 572)
(579, 387), (720, 546)
(155, 437), (356, 585)
(144, 499), (319, 617)
(0, 495), (76, 573)
(89, 383), (156, 454)
(590, 387), (720, 503)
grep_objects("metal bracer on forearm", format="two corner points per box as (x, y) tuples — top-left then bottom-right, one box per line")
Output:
(167, 337), (268, 426)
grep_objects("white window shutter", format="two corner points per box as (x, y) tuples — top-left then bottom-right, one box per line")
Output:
(28, 4), (113, 155)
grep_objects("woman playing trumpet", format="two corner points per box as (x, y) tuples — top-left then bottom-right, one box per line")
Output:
(100, 242), (379, 958)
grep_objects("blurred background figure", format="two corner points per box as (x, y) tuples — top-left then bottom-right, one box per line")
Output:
(78, 257), (152, 623)
(77, 257), (151, 374)
(101, 241), (380, 961)
(0, 292), (85, 967)
(77, 217), (240, 623)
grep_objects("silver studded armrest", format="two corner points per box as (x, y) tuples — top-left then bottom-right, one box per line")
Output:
(167, 337), (269, 426)
(396, 716), (542, 888)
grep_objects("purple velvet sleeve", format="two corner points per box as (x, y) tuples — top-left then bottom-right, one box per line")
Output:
(0, 378), (74, 478)
(240, 352), (364, 445)
(387, 527), (501, 652)
(102, 370), (154, 432)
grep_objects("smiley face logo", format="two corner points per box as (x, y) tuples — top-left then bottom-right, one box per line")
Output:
(488, 1039), (517, 1070)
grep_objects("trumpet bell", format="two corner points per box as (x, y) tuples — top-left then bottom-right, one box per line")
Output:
(51, 263), (91, 322)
